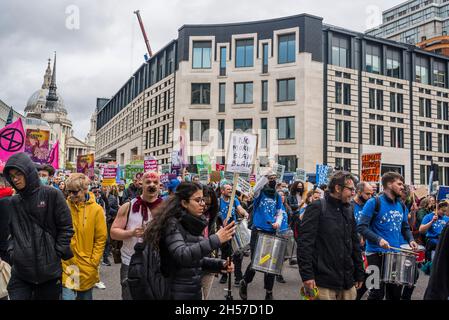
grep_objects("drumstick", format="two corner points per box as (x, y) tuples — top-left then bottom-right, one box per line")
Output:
(389, 246), (419, 255)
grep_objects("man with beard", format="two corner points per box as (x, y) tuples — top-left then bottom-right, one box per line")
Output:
(239, 172), (287, 300)
(351, 182), (374, 300)
(110, 171), (163, 300)
(357, 172), (418, 300)
(122, 175), (142, 202)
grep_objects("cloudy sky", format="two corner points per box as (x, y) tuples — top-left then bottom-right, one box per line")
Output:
(0, 0), (403, 139)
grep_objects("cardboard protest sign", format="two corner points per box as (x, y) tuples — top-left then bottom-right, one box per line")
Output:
(144, 156), (158, 172)
(226, 132), (257, 174)
(294, 168), (307, 182)
(236, 177), (252, 197)
(273, 163), (285, 182)
(25, 129), (50, 164)
(210, 171), (221, 183)
(102, 165), (118, 186)
(361, 153), (382, 183)
(316, 164), (331, 186)
(77, 154), (95, 179)
(199, 168), (209, 185)
(414, 186), (429, 200)
(161, 164), (171, 174)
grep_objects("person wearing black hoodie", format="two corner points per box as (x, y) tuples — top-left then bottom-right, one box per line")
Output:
(0, 174), (14, 264)
(424, 223), (449, 300)
(3, 152), (74, 300)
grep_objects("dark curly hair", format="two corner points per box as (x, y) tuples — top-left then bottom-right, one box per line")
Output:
(144, 182), (203, 249)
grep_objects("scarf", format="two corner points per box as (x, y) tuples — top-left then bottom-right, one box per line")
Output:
(262, 185), (277, 198)
(132, 196), (163, 221)
(180, 211), (208, 237)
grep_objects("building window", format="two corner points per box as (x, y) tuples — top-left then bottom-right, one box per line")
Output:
(344, 83), (351, 105)
(336, 82), (342, 104)
(369, 88), (375, 109)
(218, 119), (225, 149)
(234, 119), (253, 132)
(277, 117), (295, 140)
(391, 127), (404, 148)
(415, 55), (429, 84)
(421, 131), (433, 151)
(444, 102), (449, 121)
(376, 125), (384, 146)
(437, 101), (442, 119)
(336, 120), (342, 142)
(420, 131), (425, 151)
(261, 118), (267, 148)
(219, 83), (225, 112)
(439, 133), (443, 152)
(278, 33), (295, 64)
(369, 124), (376, 145)
(426, 132), (432, 151)
(192, 41), (212, 69)
(445, 134), (449, 153)
(190, 120), (209, 142)
(425, 99), (432, 118)
(386, 48), (401, 78)
(433, 60), (446, 88)
(220, 46), (227, 76)
(377, 90), (383, 110)
(235, 82), (253, 104)
(397, 94), (403, 113)
(191, 83), (210, 104)
(390, 92), (396, 112)
(262, 80), (268, 111)
(262, 43), (269, 73)
(332, 35), (350, 68)
(366, 44), (381, 74)
(277, 78), (295, 102)
(278, 155), (297, 172)
(235, 39), (254, 68)
(398, 128), (404, 148)
(344, 121), (351, 142)
(335, 120), (351, 142)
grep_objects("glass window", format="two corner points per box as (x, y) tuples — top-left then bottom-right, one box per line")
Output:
(219, 83), (225, 112)
(391, 127), (397, 147)
(263, 43), (269, 73)
(344, 121), (351, 142)
(220, 47), (227, 69)
(262, 81), (268, 111)
(332, 35), (349, 68)
(390, 92), (396, 112)
(278, 155), (297, 172)
(236, 39), (254, 68)
(191, 83), (210, 104)
(278, 33), (296, 64)
(420, 131), (425, 151)
(444, 102), (449, 121)
(277, 117), (295, 140)
(344, 84), (351, 105)
(218, 119), (225, 149)
(369, 124), (376, 145)
(386, 48), (401, 78)
(426, 132), (432, 151)
(190, 120), (209, 142)
(336, 82), (342, 104)
(369, 88), (375, 109)
(397, 94), (403, 113)
(377, 90), (383, 110)
(233, 119), (253, 132)
(415, 55), (429, 84)
(425, 99), (432, 118)
(234, 82), (253, 104)
(433, 60), (446, 88)
(335, 120), (342, 142)
(377, 125), (384, 146)
(438, 101), (442, 119)
(261, 118), (267, 148)
(439, 133), (443, 152)
(192, 41), (212, 69)
(366, 44), (381, 74)
(277, 78), (295, 102)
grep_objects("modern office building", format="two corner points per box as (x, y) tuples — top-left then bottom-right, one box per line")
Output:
(96, 12), (449, 185)
(367, 0), (449, 55)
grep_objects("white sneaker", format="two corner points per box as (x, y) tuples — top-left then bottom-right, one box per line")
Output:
(95, 282), (106, 290)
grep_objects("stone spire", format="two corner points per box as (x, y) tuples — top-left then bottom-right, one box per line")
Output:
(45, 52), (59, 111)
(41, 58), (52, 89)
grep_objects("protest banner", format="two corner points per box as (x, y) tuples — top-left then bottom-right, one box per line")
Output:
(361, 153), (382, 183)
(102, 165), (118, 186)
(216, 164), (225, 171)
(237, 177), (252, 197)
(0, 118), (25, 172)
(199, 168), (209, 185)
(294, 168), (307, 182)
(161, 164), (171, 174)
(249, 174), (256, 187)
(273, 163), (286, 182)
(437, 186), (449, 201)
(210, 171), (221, 183)
(316, 164), (331, 186)
(125, 164), (144, 181)
(144, 156), (158, 172)
(25, 129), (50, 164)
(77, 154), (95, 180)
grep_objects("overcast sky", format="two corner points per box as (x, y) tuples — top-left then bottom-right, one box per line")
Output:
(0, 0), (403, 139)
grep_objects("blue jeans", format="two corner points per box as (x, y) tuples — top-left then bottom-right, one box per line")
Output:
(8, 275), (61, 300)
(62, 287), (93, 300)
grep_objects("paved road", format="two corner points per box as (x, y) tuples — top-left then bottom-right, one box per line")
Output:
(94, 255), (430, 300)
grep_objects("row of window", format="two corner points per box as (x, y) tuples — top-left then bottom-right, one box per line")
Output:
(191, 79), (296, 107)
(331, 35), (448, 86)
(192, 33), (296, 71)
(420, 131), (449, 152)
(368, 89), (404, 113)
(419, 99), (449, 119)
(369, 124), (405, 148)
(190, 117), (296, 145)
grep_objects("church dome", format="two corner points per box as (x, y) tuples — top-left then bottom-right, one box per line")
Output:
(25, 88), (67, 115)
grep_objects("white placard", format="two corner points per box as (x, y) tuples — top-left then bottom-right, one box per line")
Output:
(294, 168), (307, 182)
(199, 168), (209, 185)
(273, 163), (285, 182)
(226, 132), (258, 174)
(236, 177), (252, 197)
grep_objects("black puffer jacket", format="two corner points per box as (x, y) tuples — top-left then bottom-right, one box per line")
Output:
(4, 153), (74, 284)
(160, 212), (225, 300)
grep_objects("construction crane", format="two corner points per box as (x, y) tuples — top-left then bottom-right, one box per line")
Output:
(134, 10), (153, 61)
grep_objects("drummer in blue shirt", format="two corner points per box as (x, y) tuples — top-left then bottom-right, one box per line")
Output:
(419, 200), (449, 262)
(239, 172), (287, 300)
(357, 172), (418, 301)
(218, 183), (249, 285)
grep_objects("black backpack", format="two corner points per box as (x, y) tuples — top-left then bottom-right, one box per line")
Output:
(127, 241), (171, 300)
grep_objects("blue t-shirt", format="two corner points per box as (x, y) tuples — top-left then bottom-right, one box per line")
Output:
(421, 213), (449, 242)
(219, 197), (241, 223)
(252, 192), (286, 233)
(360, 194), (409, 253)
(353, 201), (364, 225)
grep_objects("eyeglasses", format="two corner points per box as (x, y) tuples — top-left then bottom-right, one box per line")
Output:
(342, 185), (356, 193)
(67, 189), (81, 195)
(189, 197), (206, 204)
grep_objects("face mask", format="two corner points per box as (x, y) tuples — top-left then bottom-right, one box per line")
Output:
(40, 177), (48, 185)
(297, 188), (304, 194)
(360, 195), (368, 204)
(268, 180), (277, 189)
